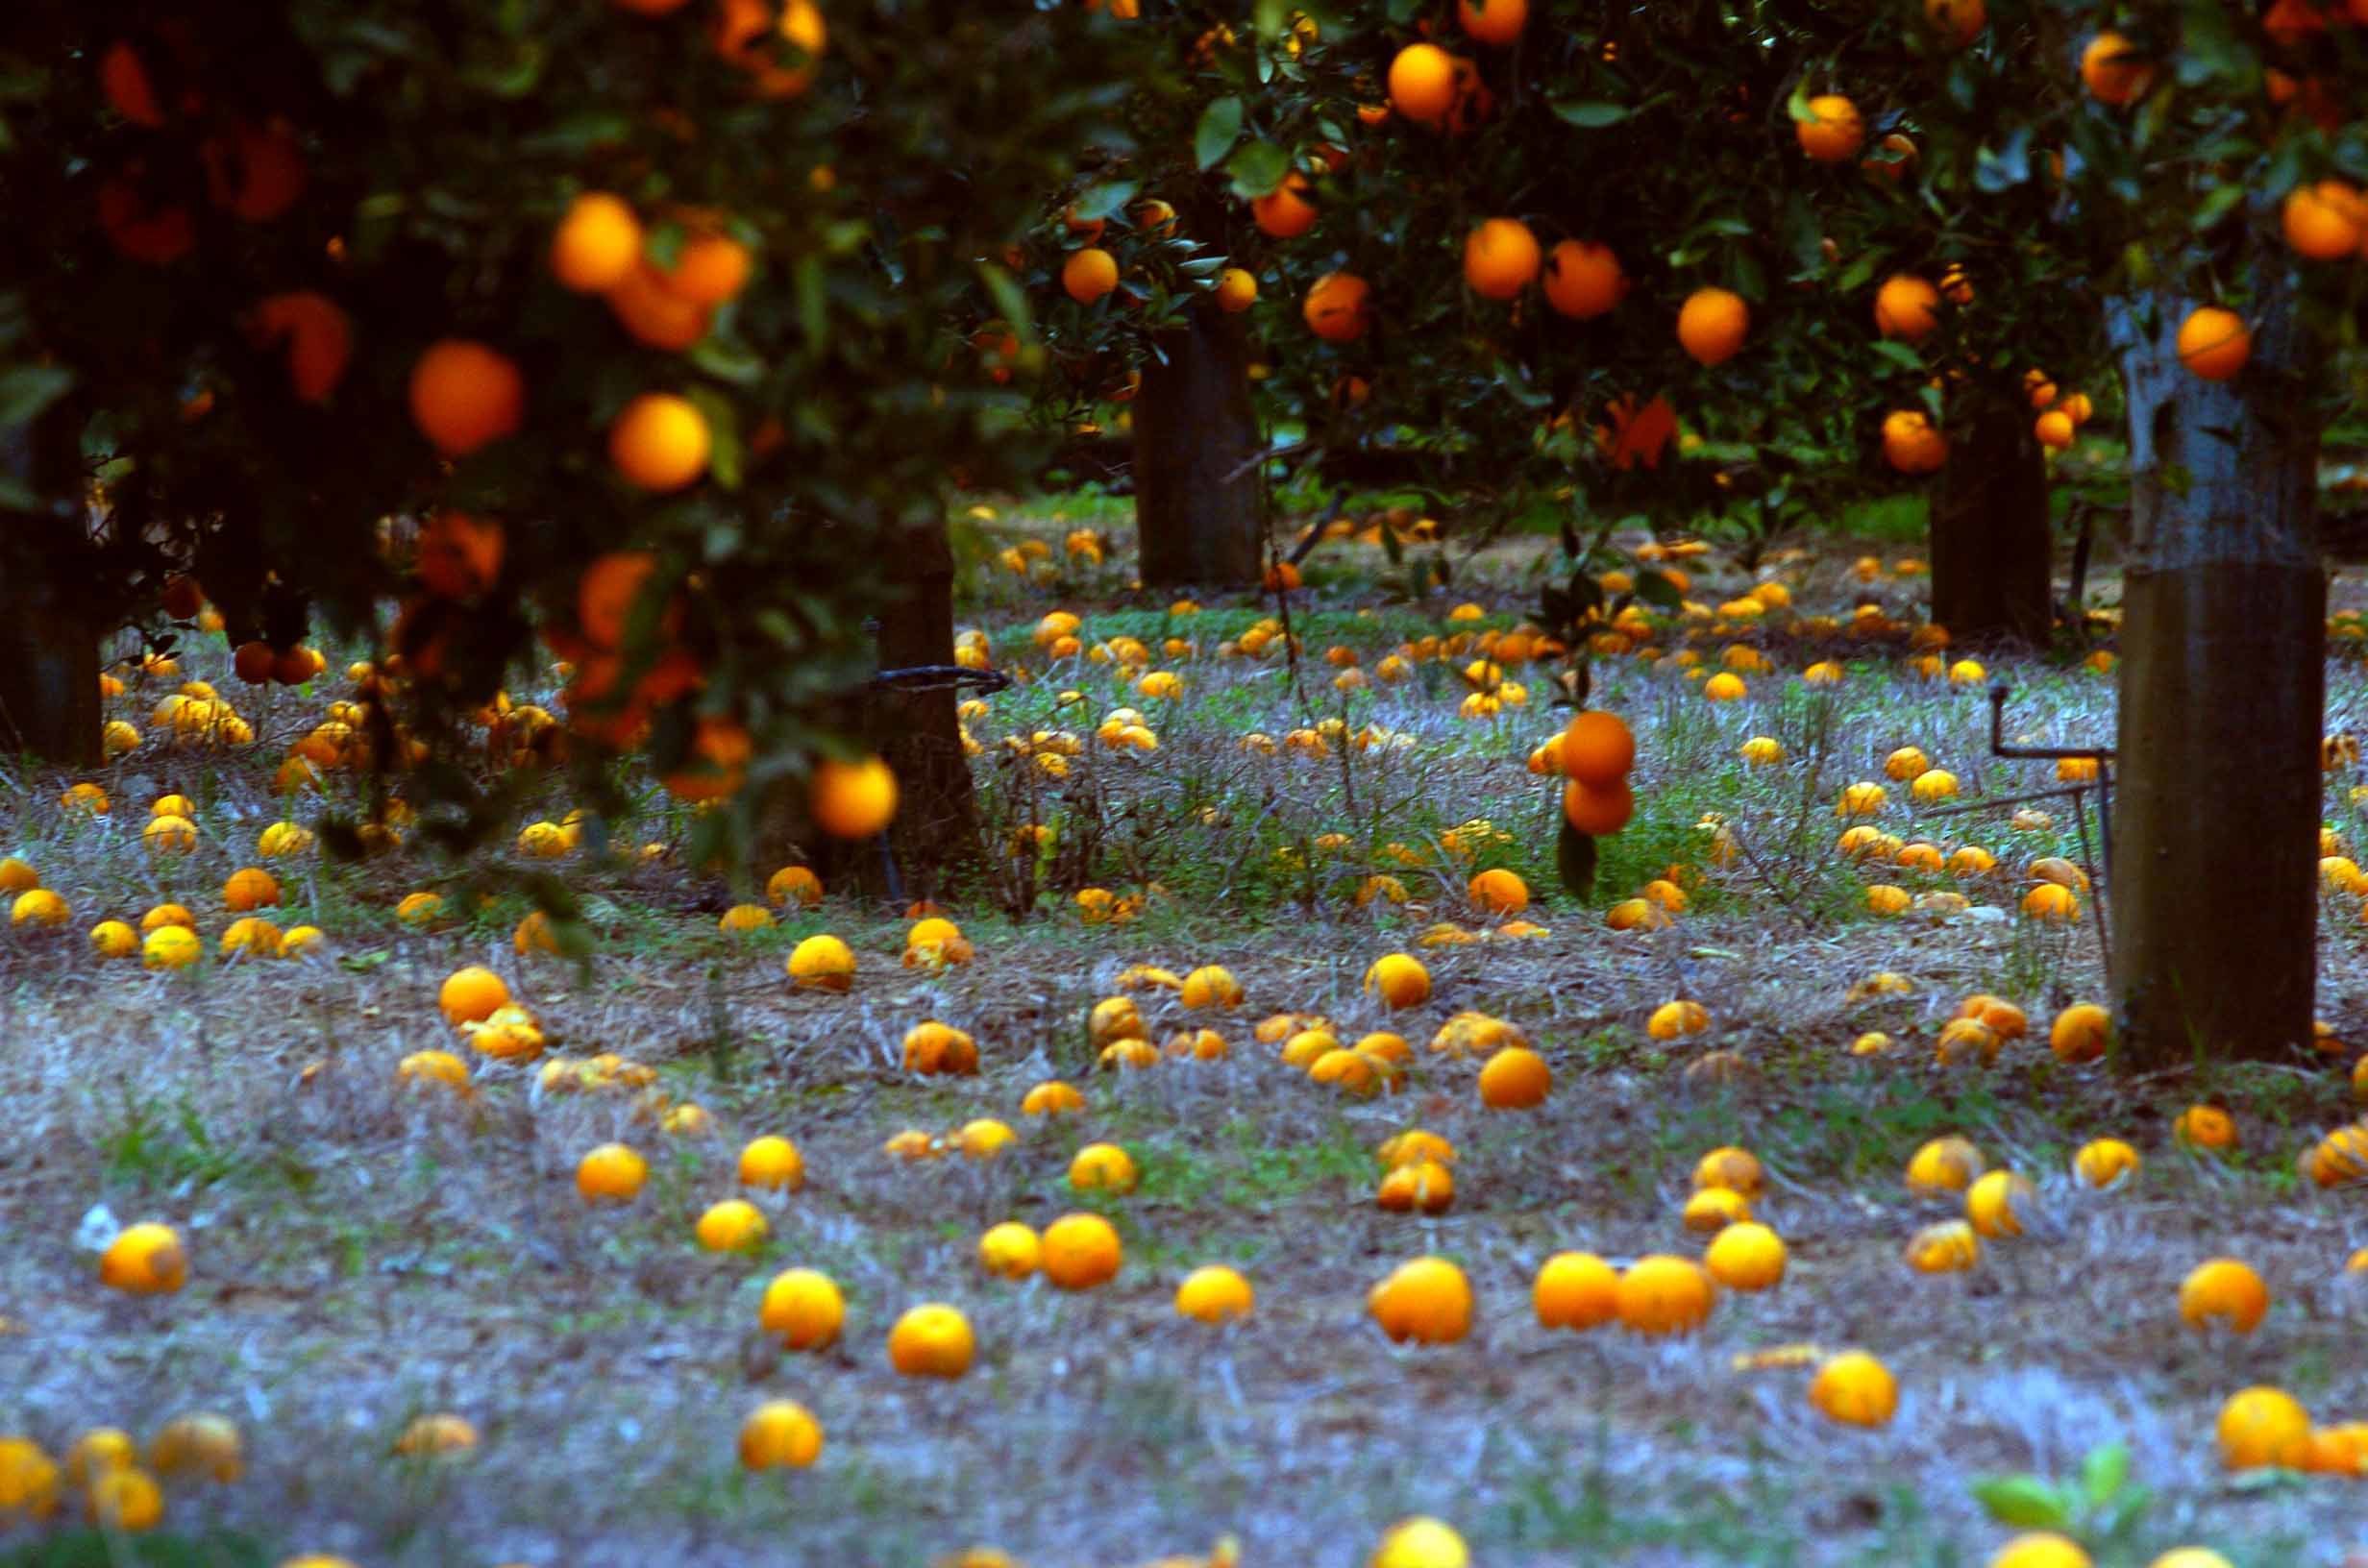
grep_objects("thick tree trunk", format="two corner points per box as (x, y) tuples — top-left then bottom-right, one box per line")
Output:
(0, 570), (102, 766)
(750, 518), (977, 909)
(1134, 306), (1265, 588)
(1930, 386), (2052, 645)
(861, 517), (977, 905)
(2107, 284), (2323, 1070)
(0, 414), (102, 766)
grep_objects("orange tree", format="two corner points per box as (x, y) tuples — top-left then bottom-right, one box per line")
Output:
(0, 0), (1138, 886)
(1016, 1), (2118, 626)
(1988, 0), (2368, 1066)
(1031, 0), (2368, 1066)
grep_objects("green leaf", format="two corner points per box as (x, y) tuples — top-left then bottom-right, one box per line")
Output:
(1552, 101), (1632, 129)
(0, 364), (73, 428)
(1070, 180), (1138, 223)
(2081, 1443), (2130, 1510)
(1869, 340), (1926, 373)
(1225, 139), (1291, 200)
(977, 261), (1035, 347)
(1196, 96), (1245, 171)
(2190, 181), (2247, 233)
(794, 255), (827, 350)
(1556, 819), (1598, 899)
(684, 386), (742, 492)
(1632, 568), (1684, 609)
(1969, 1476), (2072, 1531)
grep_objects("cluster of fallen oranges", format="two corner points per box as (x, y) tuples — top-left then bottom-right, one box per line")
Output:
(2, 798), (323, 964)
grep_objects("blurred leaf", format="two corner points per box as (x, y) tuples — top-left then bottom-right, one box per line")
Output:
(0, 364), (72, 428)
(1225, 139), (1290, 200)
(1552, 101), (1632, 128)
(1632, 568), (1683, 609)
(1970, 1477), (2071, 1531)
(1196, 96), (1245, 170)
(1071, 179), (1138, 223)
(2081, 1443), (2130, 1510)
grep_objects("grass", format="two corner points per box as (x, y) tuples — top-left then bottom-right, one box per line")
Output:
(0, 502), (2364, 1566)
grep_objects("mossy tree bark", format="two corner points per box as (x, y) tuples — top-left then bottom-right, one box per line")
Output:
(1134, 304), (1265, 589)
(2105, 282), (2324, 1069)
(1930, 382), (2053, 645)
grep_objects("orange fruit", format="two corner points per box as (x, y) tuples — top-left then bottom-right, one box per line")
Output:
(885, 1303), (974, 1377)
(810, 754), (898, 838)
(1561, 709), (1634, 785)
(1467, 868), (1527, 915)
(1794, 94), (1864, 161)
(99, 1222), (186, 1295)
(96, 174), (193, 265)
(1062, 246), (1120, 304)
(1387, 43), (1459, 123)
(1303, 272), (1371, 342)
(1040, 1213), (1122, 1290)
(576, 551), (659, 649)
(1251, 172), (1318, 239)
(1174, 1264), (1255, 1322)
(738, 1135), (805, 1190)
(408, 340), (523, 457)
(1542, 239), (1623, 319)
(1873, 274), (1941, 342)
(1561, 776), (1634, 835)
(248, 292), (352, 404)
(1614, 1255), (1714, 1335)
(416, 511), (505, 599)
(1477, 1045), (1550, 1109)
(758, 1268), (844, 1348)
(1363, 952), (1431, 1009)
(2176, 306), (2250, 381)
(2081, 32), (2154, 108)
(1676, 287), (1748, 365)
(737, 1400), (823, 1469)
(576, 1142), (648, 1202)
(232, 642), (277, 684)
(1881, 409), (1948, 474)
(1215, 267), (1258, 311)
(1463, 217), (1540, 300)
(1704, 1221), (1787, 1291)
(2035, 409), (2075, 450)
(1925, 0), (1986, 46)
(604, 261), (711, 350)
(654, 228), (752, 306)
(1532, 1252), (1617, 1330)
(2283, 180), (2365, 260)
(438, 966), (510, 1026)
(2216, 1386), (2310, 1470)
(551, 193), (642, 293)
(1367, 1256), (1472, 1343)
(2179, 1258), (2268, 1333)
(100, 41), (165, 127)
(2048, 1002), (2110, 1063)
(202, 123), (307, 222)
(713, 0), (828, 97)
(1809, 1351), (1897, 1426)
(608, 392), (710, 490)
(1455, 0), (1525, 45)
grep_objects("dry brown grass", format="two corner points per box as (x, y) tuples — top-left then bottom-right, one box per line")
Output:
(2, 529), (2366, 1567)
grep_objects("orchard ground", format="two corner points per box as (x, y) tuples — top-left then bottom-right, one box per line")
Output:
(4, 503), (2368, 1568)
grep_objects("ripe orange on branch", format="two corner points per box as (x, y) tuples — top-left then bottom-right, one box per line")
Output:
(1303, 272), (1371, 342)
(1677, 288), (1748, 366)
(1542, 240), (1624, 319)
(1463, 218), (1541, 300)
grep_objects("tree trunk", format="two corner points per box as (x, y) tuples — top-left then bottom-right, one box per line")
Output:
(1930, 386), (2052, 645)
(2106, 283), (2323, 1070)
(861, 516), (977, 906)
(1134, 306), (1265, 588)
(749, 518), (977, 909)
(0, 413), (102, 766)
(0, 569), (102, 766)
